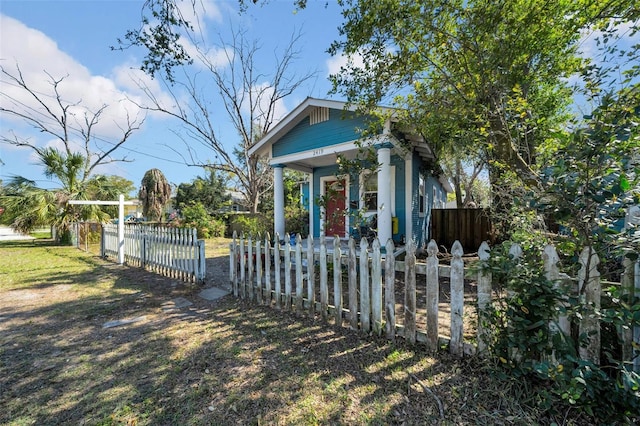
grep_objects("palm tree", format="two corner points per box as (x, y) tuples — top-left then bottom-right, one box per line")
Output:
(0, 149), (136, 243)
(139, 169), (172, 222)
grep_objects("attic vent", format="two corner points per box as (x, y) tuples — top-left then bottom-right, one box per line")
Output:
(310, 107), (329, 125)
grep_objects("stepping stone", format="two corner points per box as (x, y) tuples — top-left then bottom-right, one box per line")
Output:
(162, 297), (193, 311)
(102, 316), (146, 329)
(198, 287), (229, 301)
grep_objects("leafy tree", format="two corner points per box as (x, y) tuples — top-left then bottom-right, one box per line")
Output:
(175, 170), (230, 214)
(328, 0), (635, 238)
(0, 65), (142, 241)
(139, 168), (172, 222)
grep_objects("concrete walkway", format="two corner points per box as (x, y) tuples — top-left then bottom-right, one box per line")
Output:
(0, 226), (34, 241)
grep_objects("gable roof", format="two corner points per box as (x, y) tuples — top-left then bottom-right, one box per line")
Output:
(249, 97), (384, 158)
(249, 97), (440, 175)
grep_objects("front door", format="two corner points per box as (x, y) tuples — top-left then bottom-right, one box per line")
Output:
(324, 179), (346, 237)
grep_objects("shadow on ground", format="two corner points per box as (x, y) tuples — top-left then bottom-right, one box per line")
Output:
(1, 241), (538, 425)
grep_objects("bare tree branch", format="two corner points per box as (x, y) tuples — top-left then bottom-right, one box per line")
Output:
(132, 28), (316, 212)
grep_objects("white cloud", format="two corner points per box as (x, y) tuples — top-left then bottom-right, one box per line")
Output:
(0, 14), (146, 145)
(326, 50), (366, 77)
(178, 0), (223, 36)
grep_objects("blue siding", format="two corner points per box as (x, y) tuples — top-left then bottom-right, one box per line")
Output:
(409, 152), (447, 249)
(273, 109), (372, 158)
(411, 154), (427, 247)
(391, 155), (406, 243)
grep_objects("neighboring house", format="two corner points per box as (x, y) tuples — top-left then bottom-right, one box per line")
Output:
(227, 190), (250, 213)
(248, 98), (451, 247)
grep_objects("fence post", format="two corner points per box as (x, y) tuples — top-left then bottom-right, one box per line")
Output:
(426, 240), (440, 352)
(247, 235), (254, 302)
(578, 246), (601, 365)
(274, 233), (282, 309)
(141, 234), (147, 268)
(404, 239), (417, 344)
(197, 239), (206, 283)
(477, 241), (491, 356)
(348, 237), (358, 330)
(333, 235), (343, 327)
(231, 232), (237, 295)
(256, 239), (263, 303)
(544, 244), (570, 344)
(295, 234), (304, 314)
(240, 235), (246, 299)
(307, 234), (315, 317)
(359, 238), (371, 333)
(284, 238), (292, 310)
(371, 238), (382, 335)
(384, 239), (396, 341)
(100, 225), (105, 258)
(264, 234), (271, 305)
(320, 235), (328, 320)
(450, 241), (465, 357)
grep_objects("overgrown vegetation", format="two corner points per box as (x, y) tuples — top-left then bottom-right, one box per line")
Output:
(476, 82), (640, 422)
(173, 202), (226, 239)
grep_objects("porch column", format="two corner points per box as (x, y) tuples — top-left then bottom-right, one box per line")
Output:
(273, 164), (286, 242)
(377, 144), (393, 245)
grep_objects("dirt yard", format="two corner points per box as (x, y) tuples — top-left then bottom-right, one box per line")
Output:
(0, 239), (561, 425)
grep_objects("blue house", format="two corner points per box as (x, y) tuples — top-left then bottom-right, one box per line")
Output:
(248, 98), (451, 247)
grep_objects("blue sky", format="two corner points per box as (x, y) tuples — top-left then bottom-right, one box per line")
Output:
(0, 0), (346, 193)
(1, 1), (637, 197)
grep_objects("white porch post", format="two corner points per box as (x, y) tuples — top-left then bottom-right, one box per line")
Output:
(377, 144), (392, 245)
(273, 165), (286, 242)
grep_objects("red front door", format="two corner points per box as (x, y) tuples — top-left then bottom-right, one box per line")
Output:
(324, 179), (346, 237)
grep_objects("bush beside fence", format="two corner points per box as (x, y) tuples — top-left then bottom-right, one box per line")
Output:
(230, 232), (639, 371)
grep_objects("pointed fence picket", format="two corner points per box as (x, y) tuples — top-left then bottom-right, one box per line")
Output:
(102, 223), (205, 283)
(230, 232), (639, 369)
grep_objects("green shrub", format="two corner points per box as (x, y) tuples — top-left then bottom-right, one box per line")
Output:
(178, 202), (225, 239)
(476, 241), (640, 423)
(228, 213), (271, 239)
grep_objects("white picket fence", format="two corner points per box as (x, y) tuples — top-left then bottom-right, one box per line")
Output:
(230, 232), (639, 370)
(102, 224), (206, 282)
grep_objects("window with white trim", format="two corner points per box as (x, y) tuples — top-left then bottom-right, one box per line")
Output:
(360, 167), (396, 214)
(419, 175), (426, 216)
(363, 172), (377, 212)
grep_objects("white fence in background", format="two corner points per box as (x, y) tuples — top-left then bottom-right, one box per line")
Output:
(103, 224), (206, 283)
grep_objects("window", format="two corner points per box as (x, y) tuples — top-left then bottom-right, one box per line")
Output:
(359, 166), (395, 215)
(310, 107), (329, 125)
(419, 175), (426, 215)
(363, 172), (377, 212)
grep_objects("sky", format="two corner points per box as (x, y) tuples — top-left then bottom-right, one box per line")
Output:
(0, 0), (347, 193)
(0, 1), (637, 197)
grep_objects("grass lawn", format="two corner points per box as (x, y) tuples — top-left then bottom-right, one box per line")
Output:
(1, 238), (561, 425)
